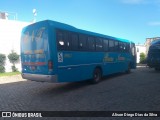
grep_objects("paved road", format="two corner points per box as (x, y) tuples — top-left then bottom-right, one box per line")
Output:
(0, 67), (160, 119)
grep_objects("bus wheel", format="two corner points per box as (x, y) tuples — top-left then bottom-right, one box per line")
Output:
(92, 68), (102, 84)
(126, 63), (131, 74)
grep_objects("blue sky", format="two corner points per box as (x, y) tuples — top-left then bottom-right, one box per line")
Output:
(1, 0), (160, 44)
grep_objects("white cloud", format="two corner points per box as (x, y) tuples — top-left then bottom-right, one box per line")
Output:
(148, 21), (160, 26)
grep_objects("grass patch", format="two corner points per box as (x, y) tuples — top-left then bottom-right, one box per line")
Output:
(0, 72), (21, 77)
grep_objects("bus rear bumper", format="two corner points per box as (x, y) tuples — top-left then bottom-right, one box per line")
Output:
(21, 73), (57, 82)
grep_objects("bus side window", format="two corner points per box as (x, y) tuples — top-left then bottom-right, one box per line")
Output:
(115, 41), (119, 51)
(57, 31), (65, 50)
(126, 43), (130, 52)
(109, 40), (115, 52)
(64, 31), (71, 50)
(79, 34), (87, 51)
(119, 42), (128, 52)
(88, 36), (95, 51)
(119, 42), (125, 52)
(103, 39), (108, 52)
(71, 33), (78, 51)
(57, 30), (70, 50)
(96, 38), (103, 51)
(123, 43), (127, 52)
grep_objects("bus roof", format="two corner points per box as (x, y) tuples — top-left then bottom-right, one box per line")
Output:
(27, 20), (133, 43)
(150, 39), (160, 46)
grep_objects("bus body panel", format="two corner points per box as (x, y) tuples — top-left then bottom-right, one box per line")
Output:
(57, 51), (103, 82)
(56, 51), (132, 82)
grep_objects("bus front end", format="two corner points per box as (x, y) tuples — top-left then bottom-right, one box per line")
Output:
(21, 21), (57, 82)
(147, 44), (160, 70)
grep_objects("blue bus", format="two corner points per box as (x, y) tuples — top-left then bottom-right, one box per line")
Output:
(147, 40), (160, 71)
(21, 20), (136, 83)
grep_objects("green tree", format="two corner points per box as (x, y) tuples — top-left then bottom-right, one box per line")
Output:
(0, 54), (6, 73)
(140, 52), (146, 64)
(8, 50), (19, 72)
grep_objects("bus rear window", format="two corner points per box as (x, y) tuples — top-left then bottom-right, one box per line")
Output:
(21, 27), (48, 55)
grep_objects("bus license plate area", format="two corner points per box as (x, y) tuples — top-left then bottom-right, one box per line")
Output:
(30, 66), (36, 71)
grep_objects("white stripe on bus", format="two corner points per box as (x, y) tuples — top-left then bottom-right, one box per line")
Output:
(58, 63), (103, 68)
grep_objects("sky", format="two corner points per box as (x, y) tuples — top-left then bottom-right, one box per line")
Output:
(1, 0), (160, 44)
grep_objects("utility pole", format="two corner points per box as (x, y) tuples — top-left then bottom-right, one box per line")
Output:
(32, 9), (37, 23)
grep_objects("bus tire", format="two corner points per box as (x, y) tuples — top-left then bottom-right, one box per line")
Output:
(126, 63), (131, 74)
(92, 68), (102, 84)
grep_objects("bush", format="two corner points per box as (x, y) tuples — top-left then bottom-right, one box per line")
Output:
(140, 59), (147, 64)
(0, 66), (5, 73)
(11, 66), (18, 72)
(8, 50), (19, 72)
(8, 51), (19, 65)
(0, 54), (6, 66)
(0, 54), (6, 73)
(140, 52), (146, 64)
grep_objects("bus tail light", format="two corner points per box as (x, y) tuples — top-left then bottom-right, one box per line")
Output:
(48, 60), (53, 70)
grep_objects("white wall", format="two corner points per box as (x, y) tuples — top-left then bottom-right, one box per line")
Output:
(136, 45), (146, 63)
(0, 19), (30, 72)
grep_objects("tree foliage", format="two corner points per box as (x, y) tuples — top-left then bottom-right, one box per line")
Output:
(8, 51), (19, 72)
(140, 52), (146, 64)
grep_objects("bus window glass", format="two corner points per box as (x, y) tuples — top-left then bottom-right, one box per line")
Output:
(96, 38), (103, 51)
(126, 43), (130, 52)
(79, 34), (87, 50)
(65, 31), (70, 50)
(123, 43), (126, 52)
(109, 40), (115, 51)
(35, 27), (48, 54)
(57, 30), (70, 50)
(88, 37), (95, 51)
(103, 39), (108, 51)
(119, 42), (125, 52)
(57, 31), (65, 50)
(22, 31), (32, 54)
(115, 41), (119, 51)
(71, 33), (78, 50)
